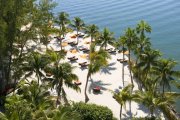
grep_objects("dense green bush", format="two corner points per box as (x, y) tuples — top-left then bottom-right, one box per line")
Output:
(72, 102), (115, 120)
(132, 116), (162, 120)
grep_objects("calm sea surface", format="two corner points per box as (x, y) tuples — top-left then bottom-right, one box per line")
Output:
(53, 0), (180, 112)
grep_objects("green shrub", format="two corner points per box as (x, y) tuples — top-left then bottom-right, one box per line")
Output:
(72, 102), (114, 120)
(132, 116), (162, 120)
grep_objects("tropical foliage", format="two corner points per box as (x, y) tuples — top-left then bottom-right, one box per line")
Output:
(84, 43), (111, 102)
(113, 84), (133, 120)
(71, 17), (85, 44)
(72, 102), (114, 120)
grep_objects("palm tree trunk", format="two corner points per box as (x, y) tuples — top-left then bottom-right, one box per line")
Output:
(120, 104), (122, 120)
(150, 108), (154, 118)
(62, 87), (69, 105)
(56, 80), (63, 106)
(105, 44), (107, 50)
(60, 39), (62, 50)
(76, 30), (79, 44)
(122, 45), (125, 87)
(7, 25), (15, 85)
(128, 48), (133, 86)
(36, 72), (40, 85)
(56, 91), (60, 106)
(91, 36), (93, 43)
(85, 72), (90, 103)
(162, 82), (165, 95)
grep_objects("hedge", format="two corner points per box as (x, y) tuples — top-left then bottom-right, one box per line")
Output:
(72, 102), (115, 120)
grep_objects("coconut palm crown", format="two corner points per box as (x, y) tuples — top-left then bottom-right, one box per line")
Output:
(85, 24), (99, 43)
(98, 28), (115, 50)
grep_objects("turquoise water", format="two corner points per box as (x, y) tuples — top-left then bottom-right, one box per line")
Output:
(53, 0), (180, 112)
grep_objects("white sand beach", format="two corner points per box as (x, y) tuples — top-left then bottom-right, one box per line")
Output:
(26, 31), (165, 120)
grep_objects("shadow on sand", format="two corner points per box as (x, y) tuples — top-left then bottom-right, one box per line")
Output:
(88, 79), (111, 94)
(100, 62), (117, 75)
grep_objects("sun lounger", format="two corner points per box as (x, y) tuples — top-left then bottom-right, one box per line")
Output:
(117, 58), (128, 63)
(79, 47), (87, 51)
(120, 59), (128, 63)
(106, 48), (113, 51)
(82, 49), (90, 53)
(71, 42), (78, 46)
(93, 86), (101, 93)
(79, 63), (89, 68)
(74, 80), (81, 85)
(78, 34), (84, 38)
(70, 57), (78, 61)
(78, 62), (87, 65)
(117, 58), (122, 61)
(70, 35), (76, 38)
(46, 72), (52, 77)
(54, 36), (64, 40)
(67, 56), (75, 60)
(108, 50), (116, 54)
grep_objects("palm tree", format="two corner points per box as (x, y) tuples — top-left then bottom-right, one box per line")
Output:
(154, 59), (180, 95)
(113, 84), (133, 120)
(0, 112), (8, 120)
(52, 106), (81, 120)
(85, 24), (99, 43)
(33, 105), (81, 120)
(71, 17), (85, 44)
(45, 49), (66, 65)
(134, 36), (151, 64)
(118, 36), (127, 87)
(57, 12), (70, 37)
(138, 49), (161, 82)
(23, 52), (48, 84)
(5, 94), (33, 120)
(98, 28), (115, 50)
(84, 43), (110, 103)
(136, 20), (151, 39)
(159, 92), (180, 120)
(17, 80), (53, 110)
(133, 90), (176, 118)
(135, 21), (151, 65)
(124, 28), (137, 86)
(47, 63), (80, 105)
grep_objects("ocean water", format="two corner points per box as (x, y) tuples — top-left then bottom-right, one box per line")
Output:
(53, 0), (180, 112)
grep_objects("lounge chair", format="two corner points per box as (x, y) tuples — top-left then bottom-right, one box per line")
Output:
(82, 49), (90, 53)
(46, 72), (52, 77)
(71, 42), (78, 46)
(120, 59), (128, 63)
(106, 48), (113, 51)
(108, 49), (116, 54)
(93, 86), (101, 93)
(79, 47), (87, 51)
(78, 34), (84, 38)
(78, 62), (87, 65)
(79, 63), (89, 68)
(54, 36), (64, 40)
(74, 80), (81, 85)
(117, 58), (122, 61)
(70, 57), (78, 61)
(70, 35), (76, 38)
(67, 56), (75, 60)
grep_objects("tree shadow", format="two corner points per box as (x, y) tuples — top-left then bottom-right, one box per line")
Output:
(88, 79), (111, 94)
(137, 103), (149, 114)
(109, 52), (117, 55)
(114, 88), (120, 94)
(79, 66), (88, 71)
(100, 62), (117, 75)
(69, 60), (78, 64)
